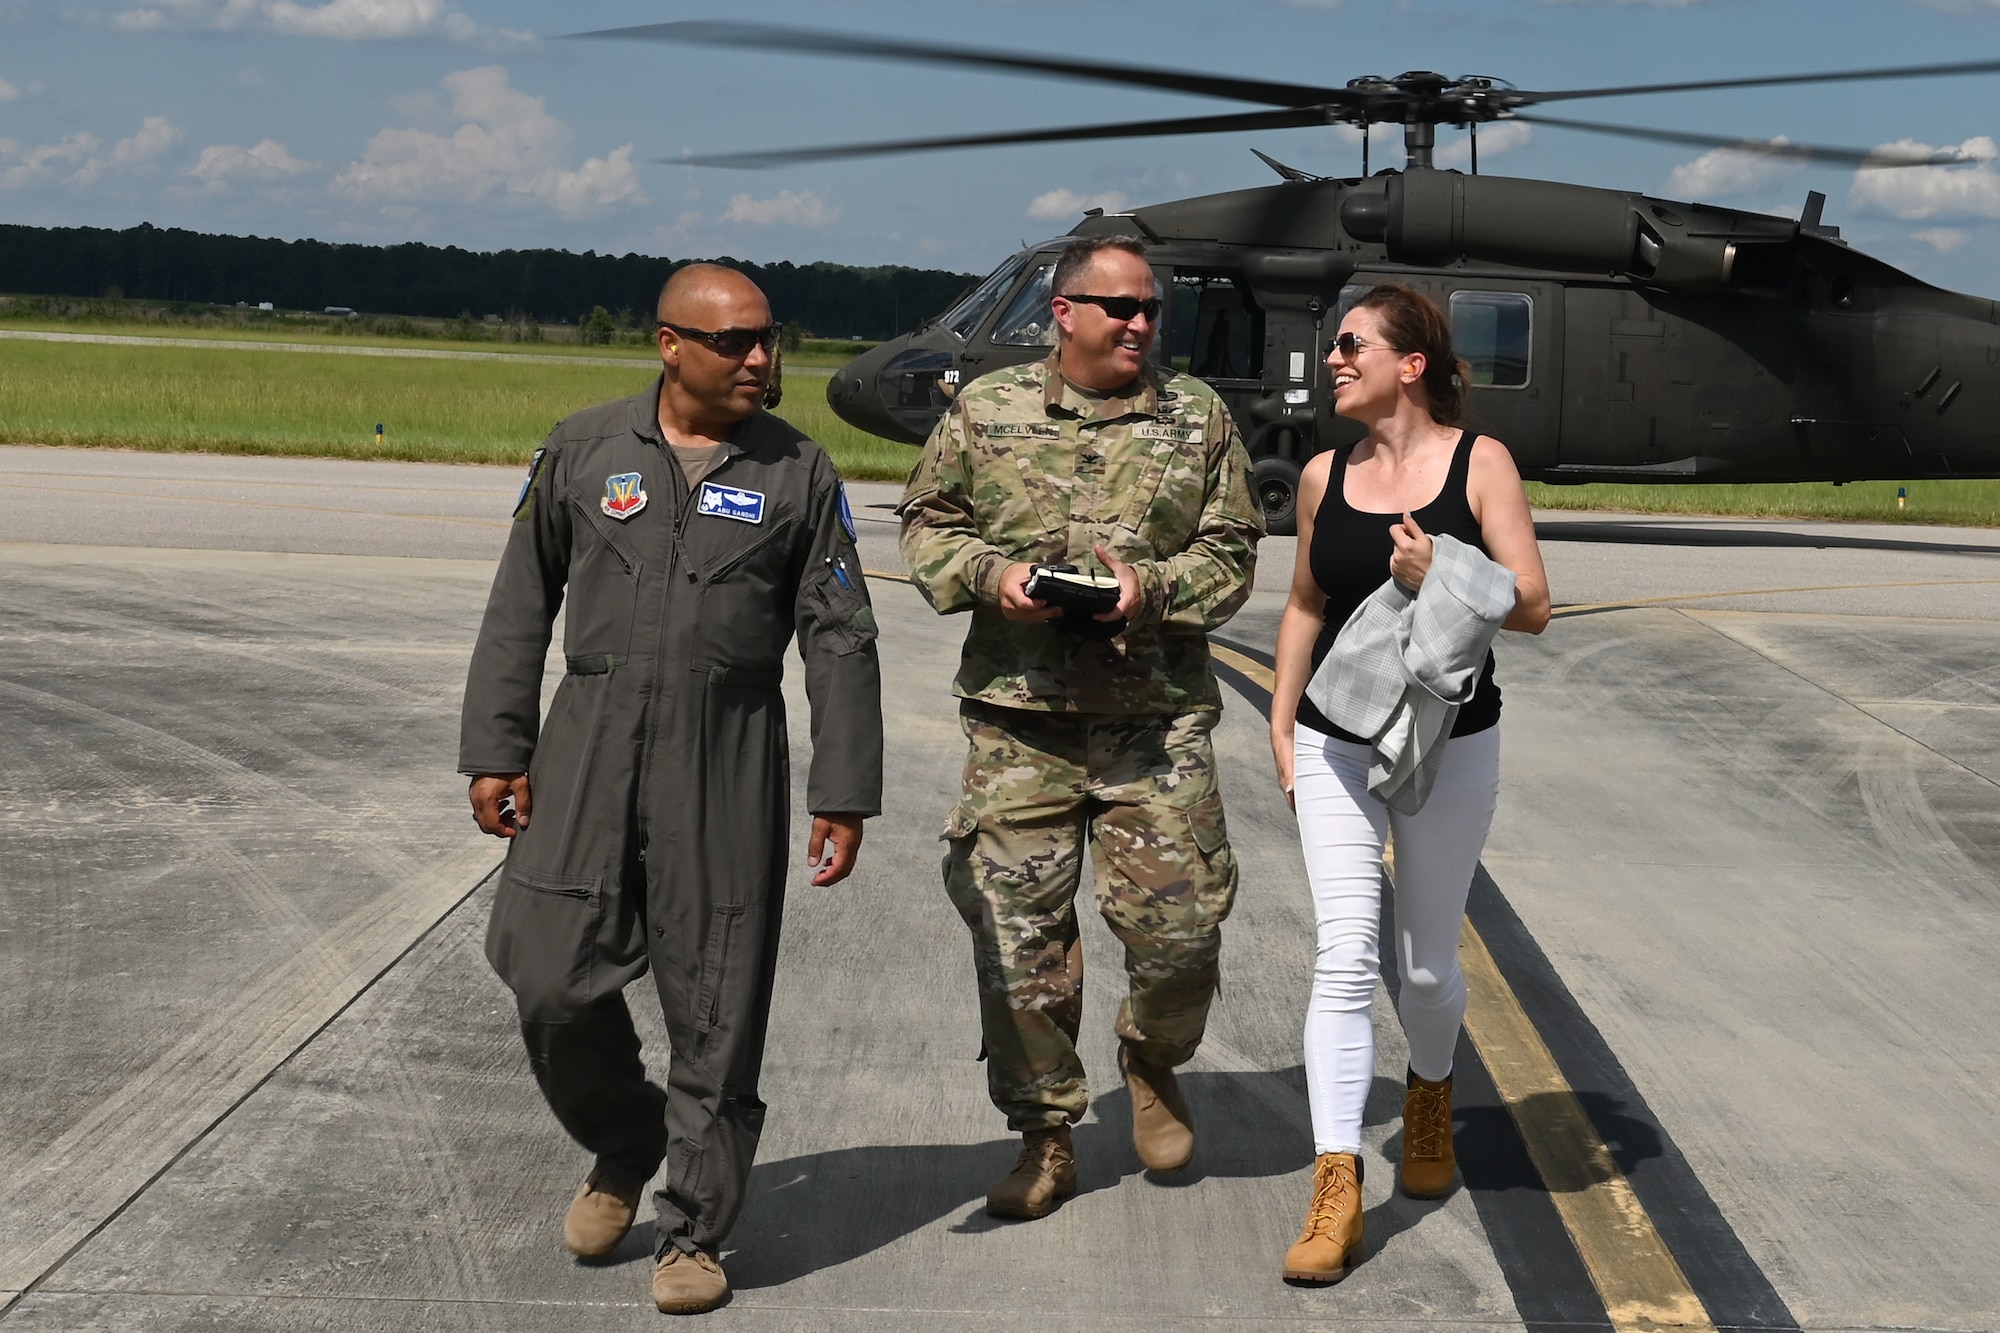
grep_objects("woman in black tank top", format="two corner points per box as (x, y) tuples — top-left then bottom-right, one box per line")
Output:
(1270, 284), (1550, 1286)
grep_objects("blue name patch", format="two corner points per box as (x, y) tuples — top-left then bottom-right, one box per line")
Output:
(697, 481), (766, 525)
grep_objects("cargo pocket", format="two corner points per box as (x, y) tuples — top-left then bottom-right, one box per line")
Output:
(485, 864), (604, 1022)
(693, 903), (747, 1034)
(1184, 790), (1238, 926)
(940, 804), (986, 931)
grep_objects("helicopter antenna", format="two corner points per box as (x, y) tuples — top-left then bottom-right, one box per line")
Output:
(1362, 123), (1370, 178)
(1470, 122), (1478, 175)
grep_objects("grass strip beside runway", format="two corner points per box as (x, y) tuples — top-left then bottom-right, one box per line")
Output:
(6, 333), (1994, 517)
(0, 337), (918, 480)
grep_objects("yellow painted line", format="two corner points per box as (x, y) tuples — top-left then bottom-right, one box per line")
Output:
(1460, 924), (1714, 1332)
(1208, 637), (1713, 1331)
(1209, 642), (1272, 687)
(1553, 577), (2000, 618)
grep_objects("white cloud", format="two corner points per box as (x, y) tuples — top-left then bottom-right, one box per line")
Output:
(0, 132), (99, 190)
(1435, 120), (1531, 170)
(1665, 136), (1805, 200)
(1915, 227), (1970, 252)
(720, 189), (840, 227)
(1850, 137), (2000, 221)
(336, 66), (644, 219)
(0, 78), (20, 105)
(188, 138), (313, 187)
(112, 0), (529, 44)
(1026, 187), (1128, 221)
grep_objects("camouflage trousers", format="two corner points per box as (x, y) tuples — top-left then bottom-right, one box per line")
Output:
(942, 700), (1238, 1132)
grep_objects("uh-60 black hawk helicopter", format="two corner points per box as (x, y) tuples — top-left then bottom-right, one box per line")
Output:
(583, 23), (2000, 534)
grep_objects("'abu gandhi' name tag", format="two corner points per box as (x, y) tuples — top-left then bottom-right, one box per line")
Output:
(697, 481), (766, 524)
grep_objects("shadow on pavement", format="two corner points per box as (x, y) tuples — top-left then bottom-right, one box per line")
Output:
(728, 1066), (1325, 1288)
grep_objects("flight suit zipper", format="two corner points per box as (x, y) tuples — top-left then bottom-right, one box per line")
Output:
(635, 444), (702, 842)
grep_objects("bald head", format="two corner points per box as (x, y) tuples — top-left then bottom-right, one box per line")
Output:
(657, 263), (770, 328)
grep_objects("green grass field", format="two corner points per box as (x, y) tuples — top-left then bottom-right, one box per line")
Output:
(0, 336), (917, 479)
(0, 329), (1994, 518)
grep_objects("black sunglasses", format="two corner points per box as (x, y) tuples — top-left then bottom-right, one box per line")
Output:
(659, 321), (782, 358)
(1060, 293), (1163, 322)
(1328, 331), (1400, 359)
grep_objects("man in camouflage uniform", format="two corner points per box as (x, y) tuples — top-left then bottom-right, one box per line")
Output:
(899, 234), (1262, 1218)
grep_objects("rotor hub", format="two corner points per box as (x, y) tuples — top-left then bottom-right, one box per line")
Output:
(1339, 72), (1520, 126)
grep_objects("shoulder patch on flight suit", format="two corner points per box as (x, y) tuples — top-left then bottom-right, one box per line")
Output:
(512, 447), (546, 522)
(836, 481), (858, 543)
(697, 481), (766, 524)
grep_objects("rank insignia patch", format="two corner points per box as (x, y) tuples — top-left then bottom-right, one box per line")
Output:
(697, 481), (766, 525)
(601, 472), (648, 521)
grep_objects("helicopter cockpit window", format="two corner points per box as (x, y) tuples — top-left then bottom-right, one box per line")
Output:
(941, 252), (1031, 341)
(991, 263), (1058, 347)
(1449, 290), (1532, 389)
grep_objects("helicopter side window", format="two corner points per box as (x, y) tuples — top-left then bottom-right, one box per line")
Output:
(1187, 277), (1262, 381)
(941, 251), (1031, 341)
(1449, 290), (1532, 389)
(991, 263), (1059, 347)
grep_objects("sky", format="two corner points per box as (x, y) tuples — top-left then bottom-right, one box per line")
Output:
(5, 0), (2000, 305)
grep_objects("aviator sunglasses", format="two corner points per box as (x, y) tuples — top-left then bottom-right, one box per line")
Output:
(659, 321), (783, 358)
(1060, 293), (1163, 322)
(1327, 331), (1401, 359)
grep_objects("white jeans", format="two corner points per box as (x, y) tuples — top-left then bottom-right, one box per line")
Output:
(1292, 723), (1501, 1155)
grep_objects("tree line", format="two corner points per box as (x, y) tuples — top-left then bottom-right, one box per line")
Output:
(0, 222), (981, 339)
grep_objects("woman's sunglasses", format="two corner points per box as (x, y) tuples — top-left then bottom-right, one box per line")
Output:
(1060, 294), (1164, 322)
(1327, 332), (1400, 359)
(660, 322), (783, 358)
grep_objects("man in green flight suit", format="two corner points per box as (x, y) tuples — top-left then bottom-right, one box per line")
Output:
(461, 265), (883, 1314)
(900, 234), (1262, 1218)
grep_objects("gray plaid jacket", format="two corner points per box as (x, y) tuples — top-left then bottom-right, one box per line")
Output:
(1304, 532), (1518, 814)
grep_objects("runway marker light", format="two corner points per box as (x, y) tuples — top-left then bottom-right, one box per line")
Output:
(376, 422), (385, 447)
(1898, 486), (1907, 511)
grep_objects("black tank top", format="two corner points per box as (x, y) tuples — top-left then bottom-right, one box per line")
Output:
(1296, 429), (1502, 742)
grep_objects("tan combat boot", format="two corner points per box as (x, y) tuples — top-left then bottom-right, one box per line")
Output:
(652, 1245), (730, 1315)
(562, 1167), (645, 1259)
(1282, 1152), (1364, 1284)
(1400, 1069), (1457, 1199)
(1119, 1044), (1194, 1173)
(985, 1125), (1078, 1220)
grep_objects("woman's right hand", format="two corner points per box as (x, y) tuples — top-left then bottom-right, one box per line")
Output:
(1270, 725), (1297, 811)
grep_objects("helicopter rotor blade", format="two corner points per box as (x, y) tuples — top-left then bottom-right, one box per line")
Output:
(658, 107), (1338, 170)
(1512, 114), (1993, 169)
(567, 20), (1352, 110)
(1517, 57), (2000, 106)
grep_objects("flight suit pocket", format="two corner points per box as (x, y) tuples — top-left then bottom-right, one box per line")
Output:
(693, 903), (747, 1034)
(485, 865), (604, 1022)
(806, 570), (880, 657)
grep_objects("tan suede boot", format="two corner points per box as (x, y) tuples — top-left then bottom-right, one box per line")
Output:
(1400, 1069), (1457, 1199)
(1120, 1045), (1194, 1173)
(562, 1167), (645, 1259)
(652, 1245), (730, 1314)
(1282, 1152), (1364, 1284)
(985, 1126), (1078, 1220)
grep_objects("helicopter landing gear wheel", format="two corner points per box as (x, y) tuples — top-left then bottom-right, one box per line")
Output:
(1251, 455), (1302, 537)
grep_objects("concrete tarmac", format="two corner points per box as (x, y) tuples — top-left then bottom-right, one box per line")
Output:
(2, 445), (1997, 1330)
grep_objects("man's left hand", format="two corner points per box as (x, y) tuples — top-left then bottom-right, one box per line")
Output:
(807, 812), (865, 887)
(1092, 543), (1143, 623)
